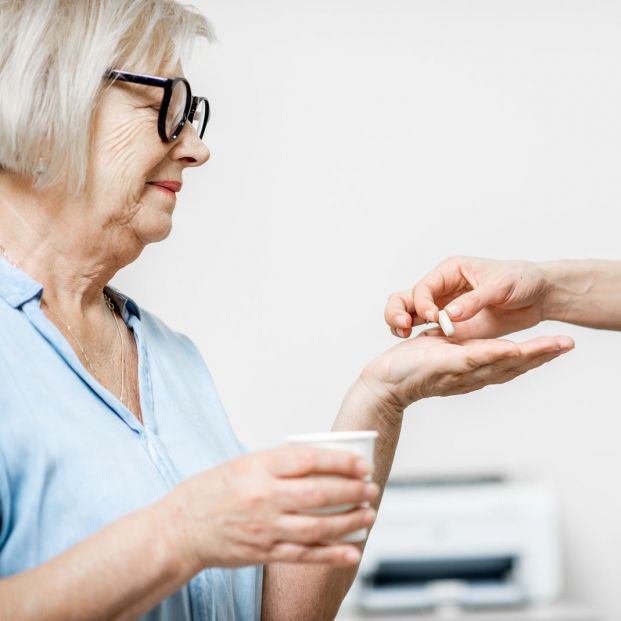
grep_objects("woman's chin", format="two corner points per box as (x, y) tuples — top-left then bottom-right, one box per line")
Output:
(135, 213), (174, 244)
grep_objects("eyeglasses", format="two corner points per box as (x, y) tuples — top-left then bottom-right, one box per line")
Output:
(106, 69), (209, 142)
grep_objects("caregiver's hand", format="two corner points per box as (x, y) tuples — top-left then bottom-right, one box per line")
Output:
(160, 447), (378, 572)
(360, 333), (574, 410)
(385, 256), (550, 339)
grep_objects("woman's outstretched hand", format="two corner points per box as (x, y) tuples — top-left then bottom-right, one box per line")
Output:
(359, 332), (574, 412)
(384, 256), (551, 340)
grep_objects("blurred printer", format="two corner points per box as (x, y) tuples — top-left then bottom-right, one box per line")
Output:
(354, 475), (561, 612)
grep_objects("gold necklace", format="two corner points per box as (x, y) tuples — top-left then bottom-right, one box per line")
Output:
(43, 294), (125, 406)
(0, 243), (127, 408)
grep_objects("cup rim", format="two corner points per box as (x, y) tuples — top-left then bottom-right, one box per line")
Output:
(284, 430), (379, 444)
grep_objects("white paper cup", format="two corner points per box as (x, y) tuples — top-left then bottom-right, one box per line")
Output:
(284, 430), (378, 543)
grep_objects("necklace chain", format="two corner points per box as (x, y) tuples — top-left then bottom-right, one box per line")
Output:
(0, 243), (127, 409)
(44, 294), (125, 406)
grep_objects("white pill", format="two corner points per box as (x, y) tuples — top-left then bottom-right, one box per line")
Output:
(419, 321), (440, 333)
(438, 310), (455, 337)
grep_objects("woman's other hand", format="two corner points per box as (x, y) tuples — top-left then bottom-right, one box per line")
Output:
(157, 447), (379, 573)
(359, 333), (574, 413)
(385, 256), (550, 339)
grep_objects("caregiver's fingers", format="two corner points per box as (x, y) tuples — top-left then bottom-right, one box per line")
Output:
(411, 260), (471, 323)
(384, 290), (417, 338)
(441, 282), (513, 324)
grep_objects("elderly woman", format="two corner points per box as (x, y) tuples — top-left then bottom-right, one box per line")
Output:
(0, 2), (574, 620)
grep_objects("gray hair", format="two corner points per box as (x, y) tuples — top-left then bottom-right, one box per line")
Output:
(0, 0), (214, 194)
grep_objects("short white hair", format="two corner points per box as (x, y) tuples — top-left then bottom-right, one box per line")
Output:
(0, 0), (214, 194)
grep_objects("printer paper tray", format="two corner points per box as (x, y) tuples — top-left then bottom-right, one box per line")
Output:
(359, 583), (525, 612)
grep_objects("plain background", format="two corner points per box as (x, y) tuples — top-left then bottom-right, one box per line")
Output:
(113, 1), (621, 618)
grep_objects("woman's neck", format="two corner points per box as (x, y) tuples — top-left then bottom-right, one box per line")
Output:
(0, 174), (133, 317)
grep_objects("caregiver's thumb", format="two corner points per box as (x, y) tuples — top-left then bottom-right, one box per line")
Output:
(443, 283), (503, 322)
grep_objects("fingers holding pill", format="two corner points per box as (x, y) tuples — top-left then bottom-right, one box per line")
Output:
(378, 260), (573, 408)
(387, 257), (550, 341)
(410, 258), (473, 321)
(384, 290), (417, 337)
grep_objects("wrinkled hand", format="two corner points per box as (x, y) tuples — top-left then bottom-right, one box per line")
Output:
(384, 256), (550, 339)
(160, 446), (379, 572)
(360, 332), (574, 411)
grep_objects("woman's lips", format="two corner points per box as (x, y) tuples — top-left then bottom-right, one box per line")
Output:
(148, 180), (182, 196)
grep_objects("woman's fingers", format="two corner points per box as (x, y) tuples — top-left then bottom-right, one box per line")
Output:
(450, 335), (574, 374)
(435, 338), (521, 374)
(276, 476), (378, 512)
(264, 446), (370, 480)
(516, 335), (575, 356)
(465, 349), (566, 388)
(498, 349), (568, 379)
(442, 336), (575, 395)
(269, 542), (362, 566)
(439, 351), (568, 397)
(486, 335), (574, 372)
(275, 508), (376, 545)
(374, 333), (575, 402)
(493, 338), (574, 380)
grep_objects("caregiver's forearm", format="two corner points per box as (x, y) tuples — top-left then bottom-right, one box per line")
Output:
(0, 499), (192, 621)
(541, 260), (621, 330)
(261, 377), (403, 621)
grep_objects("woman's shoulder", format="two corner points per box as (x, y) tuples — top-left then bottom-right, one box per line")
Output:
(0, 297), (41, 357)
(135, 305), (212, 376)
(139, 307), (200, 354)
(107, 287), (215, 384)
(106, 287), (200, 357)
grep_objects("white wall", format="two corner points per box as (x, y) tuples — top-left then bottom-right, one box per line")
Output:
(112, 1), (621, 617)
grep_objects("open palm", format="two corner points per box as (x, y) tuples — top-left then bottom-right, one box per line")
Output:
(361, 332), (574, 411)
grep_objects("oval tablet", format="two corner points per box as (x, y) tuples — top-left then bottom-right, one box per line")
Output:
(438, 310), (455, 337)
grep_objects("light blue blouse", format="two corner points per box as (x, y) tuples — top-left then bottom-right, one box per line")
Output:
(0, 259), (262, 620)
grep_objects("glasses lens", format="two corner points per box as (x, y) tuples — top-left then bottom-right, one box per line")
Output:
(191, 99), (208, 138)
(165, 80), (189, 139)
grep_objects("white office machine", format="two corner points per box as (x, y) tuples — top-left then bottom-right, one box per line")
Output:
(354, 475), (562, 613)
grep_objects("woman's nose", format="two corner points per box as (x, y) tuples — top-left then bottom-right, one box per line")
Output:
(170, 126), (210, 167)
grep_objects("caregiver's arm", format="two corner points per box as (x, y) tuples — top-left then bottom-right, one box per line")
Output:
(261, 332), (575, 621)
(541, 260), (621, 330)
(384, 257), (621, 340)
